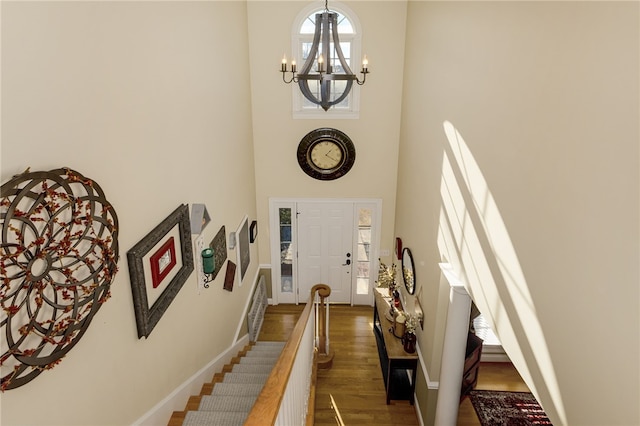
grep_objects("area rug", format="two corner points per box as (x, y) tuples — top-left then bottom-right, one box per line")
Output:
(470, 390), (553, 426)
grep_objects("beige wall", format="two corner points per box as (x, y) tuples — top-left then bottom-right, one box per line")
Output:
(398, 1), (639, 425)
(1, 2), (257, 424)
(247, 1), (407, 267)
(2, 1), (639, 425)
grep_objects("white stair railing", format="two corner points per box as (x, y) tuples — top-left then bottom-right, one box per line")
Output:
(244, 284), (332, 426)
(275, 307), (315, 425)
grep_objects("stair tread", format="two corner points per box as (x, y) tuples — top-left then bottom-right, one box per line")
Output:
(247, 350), (282, 356)
(183, 410), (247, 426)
(231, 363), (274, 373)
(246, 352), (281, 358)
(242, 350), (280, 357)
(250, 344), (285, 350)
(223, 372), (270, 384)
(238, 357), (279, 365)
(178, 341), (285, 425)
(198, 394), (258, 412)
(211, 382), (265, 396)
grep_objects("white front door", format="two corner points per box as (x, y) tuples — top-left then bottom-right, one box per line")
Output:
(297, 202), (353, 303)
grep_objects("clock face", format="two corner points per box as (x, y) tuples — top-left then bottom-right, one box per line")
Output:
(297, 128), (355, 181)
(310, 140), (343, 170)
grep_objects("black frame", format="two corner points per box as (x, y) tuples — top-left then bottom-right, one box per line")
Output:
(297, 127), (356, 180)
(250, 220), (258, 243)
(127, 204), (194, 338)
(401, 247), (416, 295)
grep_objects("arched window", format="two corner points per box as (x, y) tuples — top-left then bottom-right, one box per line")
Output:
(291, 2), (363, 118)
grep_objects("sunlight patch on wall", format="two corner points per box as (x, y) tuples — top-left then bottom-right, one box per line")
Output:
(437, 120), (566, 425)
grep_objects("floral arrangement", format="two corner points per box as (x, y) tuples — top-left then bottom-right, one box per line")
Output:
(376, 259), (396, 291)
(405, 313), (419, 334)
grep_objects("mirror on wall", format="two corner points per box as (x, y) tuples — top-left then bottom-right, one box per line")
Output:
(401, 247), (416, 295)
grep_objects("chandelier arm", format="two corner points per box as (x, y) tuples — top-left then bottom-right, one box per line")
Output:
(298, 11), (334, 109)
(299, 13), (324, 75)
(317, 74), (355, 80)
(282, 73), (298, 84)
(329, 13), (354, 76)
(326, 80), (353, 107)
(297, 75), (322, 81)
(320, 80), (332, 110)
(298, 79), (351, 111)
(321, 12), (331, 74)
(299, 81), (323, 106)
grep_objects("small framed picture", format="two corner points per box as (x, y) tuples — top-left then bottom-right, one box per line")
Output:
(224, 261), (236, 292)
(250, 220), (258, 243)
(235, 216), (250, 285)
(395, 237), (403, 260)
(150, 237), (177, 289)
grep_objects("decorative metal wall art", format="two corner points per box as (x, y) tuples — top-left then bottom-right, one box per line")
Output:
(209, 225), (227, 281)
(0, 168), (119, 391)
(127, 204), (193, 338)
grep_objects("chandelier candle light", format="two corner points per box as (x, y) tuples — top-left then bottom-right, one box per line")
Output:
(281, 0), (369, 111)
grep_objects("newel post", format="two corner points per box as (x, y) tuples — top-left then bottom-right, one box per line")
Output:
(311, 284), (334, 369)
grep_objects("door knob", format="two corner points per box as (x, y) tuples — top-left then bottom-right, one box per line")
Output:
(343, 259), (351, 266)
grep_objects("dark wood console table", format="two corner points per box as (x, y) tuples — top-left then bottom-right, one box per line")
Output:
(373, 289), (419, 404)
(461, 332), (483, 401)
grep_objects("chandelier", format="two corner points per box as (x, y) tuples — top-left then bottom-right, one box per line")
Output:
(280, 0), (369, 111)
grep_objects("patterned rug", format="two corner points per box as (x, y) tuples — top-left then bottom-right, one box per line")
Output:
(470, 390), (553, 426)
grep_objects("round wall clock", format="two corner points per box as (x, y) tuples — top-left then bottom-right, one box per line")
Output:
(297, 128), (356, 180)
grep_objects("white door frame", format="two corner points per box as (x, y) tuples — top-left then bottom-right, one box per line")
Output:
(269, 197), (382, 306)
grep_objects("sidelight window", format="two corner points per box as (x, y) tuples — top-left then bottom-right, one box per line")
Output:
(356, 207), (372, 296)
(279, 207), (294, 295)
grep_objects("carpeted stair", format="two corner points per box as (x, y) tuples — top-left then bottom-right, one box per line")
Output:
(179, 341), (285, 426)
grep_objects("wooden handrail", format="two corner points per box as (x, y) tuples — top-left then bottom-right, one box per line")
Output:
(312, 284), (331, 356)
(243, 284), (331, 426)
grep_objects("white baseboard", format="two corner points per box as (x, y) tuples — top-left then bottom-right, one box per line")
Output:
(413, 345), (432, 426)
(416, 344), (440, 390)
(414, 394), (425, 426)
(132, 334), (250, 426)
